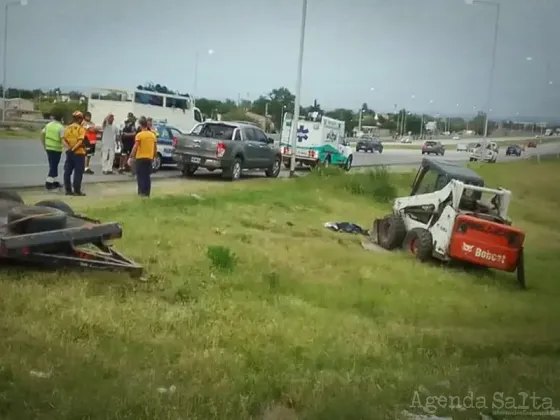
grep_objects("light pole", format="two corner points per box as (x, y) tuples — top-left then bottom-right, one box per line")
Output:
(465, 0), (500, 152)
(358, 87), (375, 135)
(358, 107), (365, 133)
(289, 0), (308, 177)
(420, 100), (434, 139)
(279, 104), (287, 145)
(192, 48), (213, 107)
(2, 0), (27, 122)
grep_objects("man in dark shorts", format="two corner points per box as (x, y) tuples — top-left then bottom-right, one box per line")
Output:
(119, 113), (137, 174)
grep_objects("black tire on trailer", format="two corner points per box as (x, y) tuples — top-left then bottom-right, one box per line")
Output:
(377, 215), (406, 250)
(516, 247), (526, 289)
(403, 228), (433, 262)
(0, 190), (24, 204)
(7, 205), (67, 234)
(35, 199), (75, 216)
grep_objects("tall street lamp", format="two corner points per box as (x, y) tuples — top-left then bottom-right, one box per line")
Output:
(420, 99), (434, 139)
(192, 49), (213, 107)
(2, 0), (27, 122)
(289, 0), (308, 177)
(465, 0), (500, 151)
(358, 86), (375, 134)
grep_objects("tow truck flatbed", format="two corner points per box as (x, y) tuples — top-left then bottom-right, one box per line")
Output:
(0, 192), (143, 277)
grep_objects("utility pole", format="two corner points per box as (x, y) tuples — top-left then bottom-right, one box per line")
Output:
(264, 102), (269, 132)
(289, 0), (308, 177)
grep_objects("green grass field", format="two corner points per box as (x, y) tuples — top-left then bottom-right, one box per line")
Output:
(2, 161), (560, 419)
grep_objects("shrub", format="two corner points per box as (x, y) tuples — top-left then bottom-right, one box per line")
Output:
(206, 245), (237, 272)
(308, 165), (397, 203)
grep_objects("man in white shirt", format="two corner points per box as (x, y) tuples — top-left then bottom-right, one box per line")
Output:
(101, 113), (118, 174)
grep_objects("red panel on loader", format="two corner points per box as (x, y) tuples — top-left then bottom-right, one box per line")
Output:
(448, 214), (525, 272)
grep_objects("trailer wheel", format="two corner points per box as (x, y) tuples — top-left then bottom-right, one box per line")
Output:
(403, 228), (433, 262)
(377, 215), (406, 250)
(516, 247), (526, 289)
(35, 199), (75, 216)
(7, 205), (67, 234)
(0, 190), (24, 204)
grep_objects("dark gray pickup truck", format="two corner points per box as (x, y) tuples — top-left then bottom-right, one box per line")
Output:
(172, 121), (282, 180)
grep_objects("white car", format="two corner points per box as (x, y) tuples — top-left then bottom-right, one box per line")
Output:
(456, 143), (468, 152)
(400, 137), (412, 144)
(452, 135), (460, 140)
(469, 144), (497, 163)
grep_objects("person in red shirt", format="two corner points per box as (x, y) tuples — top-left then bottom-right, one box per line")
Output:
(82, 111), (98, 174)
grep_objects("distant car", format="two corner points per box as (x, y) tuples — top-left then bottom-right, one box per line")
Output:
(452, 135), (460, 140)
(456, 143), (468, 152)
(505, 145), (523, 156)
(470, 144), (497, 163)
(467, 143), (477, 153)
(421, 141), (445, 156)
(527, 141), (537, 148)
(400, 137), (412, 144)
(355, 138), (383, 153)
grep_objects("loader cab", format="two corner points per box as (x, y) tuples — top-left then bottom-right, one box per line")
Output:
(410, 158), (484, 196)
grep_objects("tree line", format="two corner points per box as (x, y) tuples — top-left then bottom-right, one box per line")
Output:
(0, 85), (525, 135)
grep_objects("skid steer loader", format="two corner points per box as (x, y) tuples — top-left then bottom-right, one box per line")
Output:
(370, 158), (526, 288)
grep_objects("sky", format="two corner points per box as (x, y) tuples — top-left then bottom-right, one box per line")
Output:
(1, 0), (558, 118)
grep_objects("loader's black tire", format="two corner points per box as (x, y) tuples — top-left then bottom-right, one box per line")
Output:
(377, 215), (406, 250)
(35, 199), (75, 216)
(7, 205), (67, 235)
(403, 228), (433, 262)
(516, 247), (526, 290)
(0, 190), (24, 204)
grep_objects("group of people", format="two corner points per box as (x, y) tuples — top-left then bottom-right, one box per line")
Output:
(41, 110), (158, 197)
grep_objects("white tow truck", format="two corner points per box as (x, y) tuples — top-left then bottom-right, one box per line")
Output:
(469, 141), (498, 163)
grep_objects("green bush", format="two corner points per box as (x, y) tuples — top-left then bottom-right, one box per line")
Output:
(39, 100), (87, 123)
(206, 245), (237, 272)
(307, 165), (398, 203)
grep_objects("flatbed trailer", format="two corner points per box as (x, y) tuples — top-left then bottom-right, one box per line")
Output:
(0, 191), (142, 277)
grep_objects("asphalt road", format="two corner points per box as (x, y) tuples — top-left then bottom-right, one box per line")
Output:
(1, 139), (559, 188)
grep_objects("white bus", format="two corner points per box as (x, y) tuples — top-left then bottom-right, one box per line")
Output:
(87, 87), (203, 132)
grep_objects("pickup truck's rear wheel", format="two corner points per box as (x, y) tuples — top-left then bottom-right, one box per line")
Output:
(181, 164), (198, 177)
(223, 157), (242, 181)
(265, 158), (281, 178)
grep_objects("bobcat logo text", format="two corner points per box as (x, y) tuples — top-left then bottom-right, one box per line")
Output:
(462, 242), (506, 264)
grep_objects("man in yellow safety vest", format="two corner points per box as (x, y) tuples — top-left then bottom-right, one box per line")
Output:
(40, 108), (65, 190)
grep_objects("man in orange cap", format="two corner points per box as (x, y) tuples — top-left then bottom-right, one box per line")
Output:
(63, 111), (87, 196)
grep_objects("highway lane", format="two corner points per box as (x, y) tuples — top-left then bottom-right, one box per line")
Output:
(1, 139), (559, 188)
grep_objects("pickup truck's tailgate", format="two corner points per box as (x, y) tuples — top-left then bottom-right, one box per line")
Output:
(175, 135), (218, 158)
